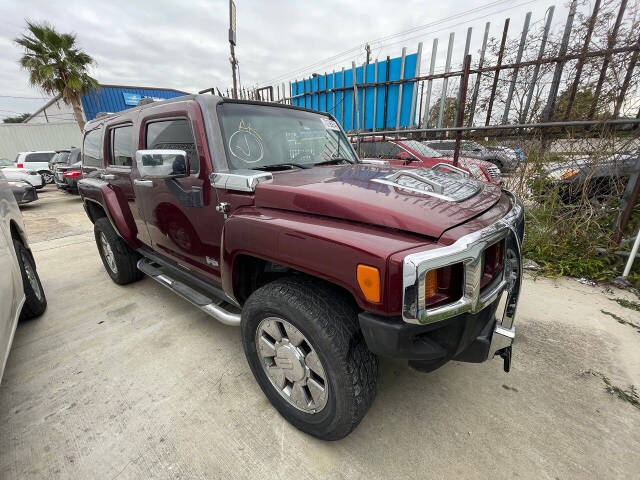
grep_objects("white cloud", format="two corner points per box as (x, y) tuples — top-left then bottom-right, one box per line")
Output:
(0, 0), (569, 119)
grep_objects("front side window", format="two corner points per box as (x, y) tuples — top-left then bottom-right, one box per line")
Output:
(83, 129), (103, 167)
(218, 103), (357, 170)
(109, 126), (134, 167)
(146, 119), (199, 174)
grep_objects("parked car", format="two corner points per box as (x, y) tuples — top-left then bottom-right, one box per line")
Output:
(53, 148), (82, 193)
(538, 150), (640, 203)
(14, 151), (56, 184)
(426, 140), (519, 172)
(359, 138), (502, 184)
(486, 145), (525, 163)
(0, 159), (44, 189)
(49, 149), (71, 172)
(78, 95), (524, 440)
(0, 172), (47, 381)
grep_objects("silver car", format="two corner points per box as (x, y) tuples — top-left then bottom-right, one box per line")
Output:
(0, 172), (47, 382)
(426, 140), (519, 172)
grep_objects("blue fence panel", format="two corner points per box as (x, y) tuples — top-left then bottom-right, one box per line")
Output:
(80, 86), (185, 121)
(289, 52), (417, 131)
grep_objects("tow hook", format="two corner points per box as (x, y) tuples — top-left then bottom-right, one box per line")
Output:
(498, 346), (512, 373)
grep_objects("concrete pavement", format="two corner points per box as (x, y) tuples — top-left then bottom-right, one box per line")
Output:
(1, 186), (639, 479)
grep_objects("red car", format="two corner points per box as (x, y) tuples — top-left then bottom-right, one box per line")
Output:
(358, 138), (502, 185)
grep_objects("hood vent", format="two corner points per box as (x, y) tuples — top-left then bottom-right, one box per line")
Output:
(371, 167), (481, 202)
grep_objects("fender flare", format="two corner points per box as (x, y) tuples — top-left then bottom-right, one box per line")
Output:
(81, 180), (140, 248)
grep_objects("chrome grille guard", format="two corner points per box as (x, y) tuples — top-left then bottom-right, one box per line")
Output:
(402, 191), (524, 325)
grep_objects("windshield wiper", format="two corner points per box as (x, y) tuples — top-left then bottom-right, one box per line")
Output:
(254, 163), (311, 171)
(313, 158), (353, 166)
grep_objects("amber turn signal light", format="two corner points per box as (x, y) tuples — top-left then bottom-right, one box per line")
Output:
(357, 265), (381, 302)
(425, 269), (437, 300)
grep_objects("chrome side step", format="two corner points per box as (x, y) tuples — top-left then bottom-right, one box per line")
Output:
(137, 258), (241, 326)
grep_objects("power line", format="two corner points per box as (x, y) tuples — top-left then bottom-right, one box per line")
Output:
(0, 94), (53, 100)
(263, 0), (544, 85)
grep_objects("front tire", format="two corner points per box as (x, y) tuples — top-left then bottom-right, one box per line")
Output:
(13, 239), (47, 320)
(94, 218), (143, 285)
(241, 277), (378, 440)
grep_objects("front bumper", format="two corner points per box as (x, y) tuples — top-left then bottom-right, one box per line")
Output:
(375, 190), (524, 369)
(11, 184), (38, 205)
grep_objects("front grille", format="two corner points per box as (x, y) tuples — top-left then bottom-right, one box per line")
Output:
(487, 165), (501, 179)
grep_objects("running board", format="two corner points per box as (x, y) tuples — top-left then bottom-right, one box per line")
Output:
(137, 258), (241, 326)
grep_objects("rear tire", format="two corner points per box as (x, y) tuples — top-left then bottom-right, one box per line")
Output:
(94, 217), (143, 285)
(241, 276), (378, 440)
(13, 239), (47, 321)
(38, 170), (53, 184)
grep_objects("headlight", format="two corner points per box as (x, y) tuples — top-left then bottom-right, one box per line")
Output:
(548, 169), (579, 180)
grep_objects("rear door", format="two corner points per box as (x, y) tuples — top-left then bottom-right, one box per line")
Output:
(105, 122), (151, 246)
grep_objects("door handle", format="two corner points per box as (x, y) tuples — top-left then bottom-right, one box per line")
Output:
(100, 173), (116, 180)
(134, 179), (154, 187)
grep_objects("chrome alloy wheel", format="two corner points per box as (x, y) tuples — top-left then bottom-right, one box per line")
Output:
(256, 317), (329, 414)
(41, 172), (53, 184)
(20, 251), (42, 301)
(100, 232), (118, 274)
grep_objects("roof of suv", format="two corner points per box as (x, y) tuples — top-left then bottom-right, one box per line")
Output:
(84, 94), (336, 130)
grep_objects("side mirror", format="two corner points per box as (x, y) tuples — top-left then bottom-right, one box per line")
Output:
(397, 151), (411, 161)
(136, 150), (190, 179)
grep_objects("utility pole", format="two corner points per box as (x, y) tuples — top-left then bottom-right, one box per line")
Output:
(365, 43), (371, 65)
(229, 0), (238, 99)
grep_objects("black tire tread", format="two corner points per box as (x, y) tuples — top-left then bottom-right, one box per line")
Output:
(242, 276), (378, 440)
(94, 218), (143, 285)
(13, 239), (47, 321)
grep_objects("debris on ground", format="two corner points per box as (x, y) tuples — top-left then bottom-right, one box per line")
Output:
(523, 259), (540, 271)
(576, 277), (597, 287)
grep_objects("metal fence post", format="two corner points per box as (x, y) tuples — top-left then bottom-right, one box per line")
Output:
(589, 0), (628, 119)
(542, 0), (577, 121)
(422, 39), (438, 127)
(453, 55), (471, 167)
(564, 0), (601, 120)
(467, 22), (490, 127)
(485, 18), (509, 126)
(396, 47), (407, 129)
(409, 42), (423, 127)
(521, 6), (554, 123)
(502, 12), (531, 124)
(614, 33), (640, 117)
(454, 28), (473, 127)
(437, 33), (455, 131)
(372, 60), (378, 132)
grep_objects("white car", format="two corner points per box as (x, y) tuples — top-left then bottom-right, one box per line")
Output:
(0, 172), (47, 382)
(14, 151), (56, 184)
(0, 165), (45, 189)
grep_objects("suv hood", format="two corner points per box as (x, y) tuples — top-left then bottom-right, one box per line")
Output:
(253, 164), (502, 239)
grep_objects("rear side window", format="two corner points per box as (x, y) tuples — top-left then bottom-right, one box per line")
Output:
(109, 126), (134, 167)
(25, 152), (55, 163)
(145, 119), (199, 174)
(377, 142), (405, 159)
(83, 129), (103, 167)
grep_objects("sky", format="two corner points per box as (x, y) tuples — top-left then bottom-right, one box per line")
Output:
(0, 0), (572, 121)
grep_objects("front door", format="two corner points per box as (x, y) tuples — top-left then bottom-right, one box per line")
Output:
(133, 101), (224, 285)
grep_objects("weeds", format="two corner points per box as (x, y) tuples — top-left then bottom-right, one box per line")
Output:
(583, 370), (640, 411)
(614, 298), (640, 312)
(600, 309), (640, 333)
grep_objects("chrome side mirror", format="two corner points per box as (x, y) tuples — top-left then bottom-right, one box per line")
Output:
(135, 150), (190, 179)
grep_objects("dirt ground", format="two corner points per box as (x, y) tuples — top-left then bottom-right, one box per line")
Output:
(1, 185), (639, 479)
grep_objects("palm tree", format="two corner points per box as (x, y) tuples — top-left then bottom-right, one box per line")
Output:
(15, 21), (99, 131)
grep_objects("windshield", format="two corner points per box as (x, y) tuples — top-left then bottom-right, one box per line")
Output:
(402, 140), (444, 158)
(218, 103), (357, 170)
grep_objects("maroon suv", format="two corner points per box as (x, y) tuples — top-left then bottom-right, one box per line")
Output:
(78, 95), (524, 440)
